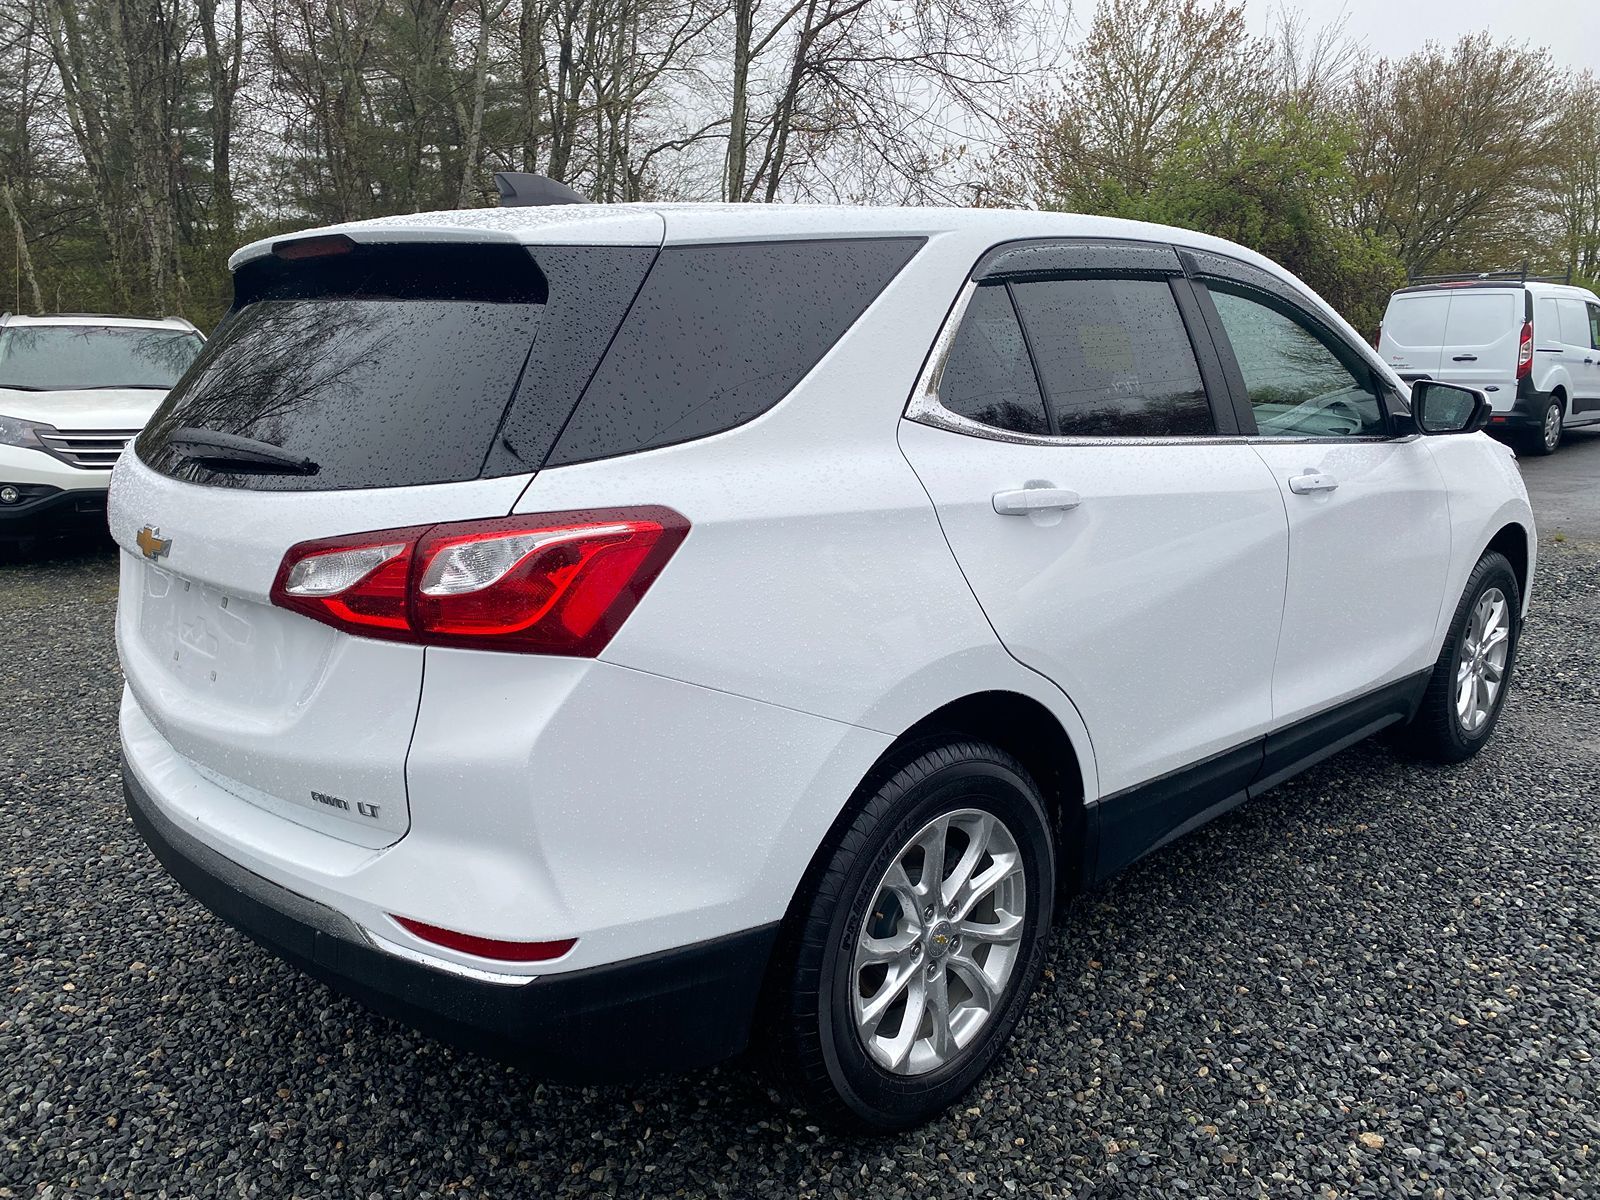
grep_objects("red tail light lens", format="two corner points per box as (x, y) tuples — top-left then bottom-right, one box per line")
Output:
(1517, 320), (1534, 379)
(270, 507), (688, 656)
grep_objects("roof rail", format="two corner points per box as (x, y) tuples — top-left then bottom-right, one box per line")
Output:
(493, 172), (588, 207)
(1406, 261), (1573, 286)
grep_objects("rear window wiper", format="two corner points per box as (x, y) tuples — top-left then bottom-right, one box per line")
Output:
(168, 427), (319, 475)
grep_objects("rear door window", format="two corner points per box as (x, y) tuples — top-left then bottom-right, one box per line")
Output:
(1443, 292), (1518, 347)
(936, 283), (1048, 435)
(1588, 302), (1600, 349)
(1008, 277), (1213, 437)
(546, 238), (922, 466)
(1383, 294), (1449, 347)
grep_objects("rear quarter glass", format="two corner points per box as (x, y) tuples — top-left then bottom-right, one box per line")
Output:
(544, 237), (924, 467)
(136, 242), (655, 492)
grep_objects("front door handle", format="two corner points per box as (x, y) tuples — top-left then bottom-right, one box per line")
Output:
(1288, 471), (1339, 495)
(993, 487), (1082, 516)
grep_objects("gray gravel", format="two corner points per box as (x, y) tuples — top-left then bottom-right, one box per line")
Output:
(3, 533), (1598, 1199)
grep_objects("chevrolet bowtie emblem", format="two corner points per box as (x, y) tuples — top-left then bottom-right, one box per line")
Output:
(136, 525), (172, 562)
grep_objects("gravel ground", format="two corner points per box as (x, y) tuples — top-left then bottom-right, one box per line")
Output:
(2, 533), (1598, 1199)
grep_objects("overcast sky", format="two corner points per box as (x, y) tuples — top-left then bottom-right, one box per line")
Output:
(1238, 0), (1600, 75)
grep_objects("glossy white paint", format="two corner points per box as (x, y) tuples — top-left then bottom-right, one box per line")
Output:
(115, 202), (1536, 990)
(897, 420), (1288, 794)
(1249, 438), (1453, 722)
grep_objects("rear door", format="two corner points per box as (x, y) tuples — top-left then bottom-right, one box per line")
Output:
(1190, 255), (1452, 725)
(112, 235), (660, 846)
(897, 240), (1288, 826)
(1437, 288), (1522, 405)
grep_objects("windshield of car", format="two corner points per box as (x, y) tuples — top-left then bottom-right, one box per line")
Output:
(0, 325), (204, 391)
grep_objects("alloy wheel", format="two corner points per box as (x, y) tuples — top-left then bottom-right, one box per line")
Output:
(1455, 586), (1510, 734)
(1544, 403), (1561, 450)
(851, 808), (1026, 1076)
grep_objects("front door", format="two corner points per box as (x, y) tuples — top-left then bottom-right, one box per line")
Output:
(1197, 275), (1453, 725)
(897, 243), (1289, 802)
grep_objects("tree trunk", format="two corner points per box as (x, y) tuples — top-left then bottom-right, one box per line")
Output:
(1, 183), (45, 313)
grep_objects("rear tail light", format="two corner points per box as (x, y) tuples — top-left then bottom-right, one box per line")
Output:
(390, 915), (576, 963)
(1517, 319), (1534, 379)
(270, 507), (688, 656)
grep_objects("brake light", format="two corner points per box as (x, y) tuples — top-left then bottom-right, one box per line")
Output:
(269, 507), (688, 656)
(390, 915), (576, 963)
(1517, 319), (1534, 379)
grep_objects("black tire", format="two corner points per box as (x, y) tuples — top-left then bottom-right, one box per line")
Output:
(766, 740), (1055, 1132)
(1393, 551), (1521, 763)
(1521, 395), (1563, 456)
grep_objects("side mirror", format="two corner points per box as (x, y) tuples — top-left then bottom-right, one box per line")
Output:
(1411, 379), (1490, 435)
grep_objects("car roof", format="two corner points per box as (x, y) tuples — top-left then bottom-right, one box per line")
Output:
(0, 312), (200, 332)
(228, 202), (1292, 281)
(1392, 281), (1599, 302)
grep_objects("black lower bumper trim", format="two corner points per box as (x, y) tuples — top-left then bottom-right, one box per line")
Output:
(0, 485), (108, 538)
(124, 761), (780, 1082)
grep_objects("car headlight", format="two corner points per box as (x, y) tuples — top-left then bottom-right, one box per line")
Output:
(0, 414), (53, 450)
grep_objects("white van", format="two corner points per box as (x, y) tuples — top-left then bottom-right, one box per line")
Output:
(1379, 276), (1600, 455)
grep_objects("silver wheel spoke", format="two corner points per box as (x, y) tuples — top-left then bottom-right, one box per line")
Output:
(859, 928), (918, 964)
(857, 956), (918, 1033)
(960, 908), (1024, 946)
(947, 952), (998, 1011)
(880, 975), (926, 1072)
(925, 967), (955, 1060)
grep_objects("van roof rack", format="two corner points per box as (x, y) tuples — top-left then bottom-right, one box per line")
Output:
(1405, 261), (1573, 287)
(493, 172), (588, 207)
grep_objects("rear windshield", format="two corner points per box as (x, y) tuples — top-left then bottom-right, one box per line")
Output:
(1443, 292), (1518, 346)
(0, 325), (203, 391)
(138, 242), (651, 491)
(1382, 294), (1449, 347)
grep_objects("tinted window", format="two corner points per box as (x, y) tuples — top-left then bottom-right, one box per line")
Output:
(1589, 303), (1600, 350)
(1209, 286), (1386, 439)
(1443, 292), (1518, 346)
(1383, 294), (1448, 347)
(1010, 277), (1212, 437)
(140, 299), (539, 490)
(547, 238), (921, 466)
(139, 242), (657, 492)
(0, 326), (202, 390)
(937, 283), (1047, 435)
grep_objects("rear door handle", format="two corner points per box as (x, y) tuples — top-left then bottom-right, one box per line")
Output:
(992, 487), (1082, 516)
(1288, 471), (1339, 495)
(1451, 354), (1478, 362)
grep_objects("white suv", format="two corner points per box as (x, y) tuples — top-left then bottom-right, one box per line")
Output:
(1379, 274), (1600, 455)
(0, 313), (204, 541)
(110, 201), (1535, 1131)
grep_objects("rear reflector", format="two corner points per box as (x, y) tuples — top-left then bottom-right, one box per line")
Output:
(270, 507), (688, 656)
(391, 915), (576, 963)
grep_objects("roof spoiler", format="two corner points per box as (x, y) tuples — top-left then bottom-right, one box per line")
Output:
(1406, 261), (1572, 286)
(493, 172), (588, 207)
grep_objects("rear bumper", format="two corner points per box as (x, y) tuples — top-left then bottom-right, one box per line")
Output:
(124, 760), (780, 1081)
(1485, 379), (1554, 434)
